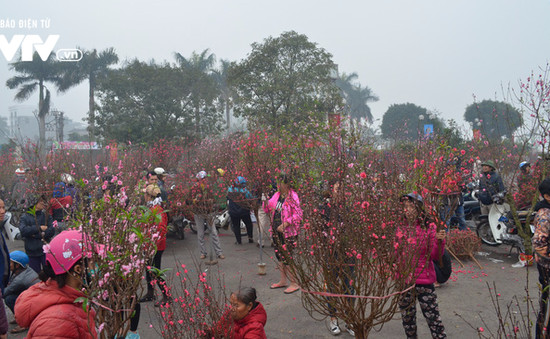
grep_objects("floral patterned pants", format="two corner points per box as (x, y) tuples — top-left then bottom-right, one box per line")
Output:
(399, 284), (446, 338)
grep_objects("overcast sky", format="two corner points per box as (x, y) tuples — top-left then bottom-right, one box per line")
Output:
(2, 0), (550, 132)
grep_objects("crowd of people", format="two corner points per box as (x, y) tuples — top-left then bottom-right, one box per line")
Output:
(0, 154), (546, 338)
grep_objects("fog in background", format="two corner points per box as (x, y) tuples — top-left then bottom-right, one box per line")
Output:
(1, 0), (550, 133)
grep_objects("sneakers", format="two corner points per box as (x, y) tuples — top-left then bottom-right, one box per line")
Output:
(345, 324), (355, 336)
(200, 254), (207, 259)
(218, 254), (225, 259)
(126, 331), (140, 339)
(329, 319), (341, 335)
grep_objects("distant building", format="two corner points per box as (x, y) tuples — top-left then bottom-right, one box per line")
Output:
(4, 105), (86, 144)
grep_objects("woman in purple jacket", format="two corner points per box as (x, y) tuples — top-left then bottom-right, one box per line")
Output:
(399, 193), (447, 339)
(264, 174), (302, 294)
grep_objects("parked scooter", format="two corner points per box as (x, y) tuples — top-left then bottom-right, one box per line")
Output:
(476, 192), (530, 252)
(2, 211), (21, 241)
(449, 181), (482, 229)
(189, 209), (248, 236)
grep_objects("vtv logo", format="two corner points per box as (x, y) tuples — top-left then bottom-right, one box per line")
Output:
(0, 35), (82, 62)
(0, 35), (59, 61)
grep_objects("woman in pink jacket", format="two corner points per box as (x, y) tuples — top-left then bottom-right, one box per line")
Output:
(264, 174), (302, 294)
(399, 193), (447, 339)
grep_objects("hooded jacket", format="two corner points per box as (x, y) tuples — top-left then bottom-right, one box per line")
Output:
(19, 210), (55, 257)
(264, 190), (302, 237)
(406, 218), (445, 285)
(232, 302), (267, 339)
(15, 279), (97, 338)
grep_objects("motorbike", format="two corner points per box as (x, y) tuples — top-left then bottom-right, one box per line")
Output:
(167, 214), (191, 240)
(476, 192), (531, 253)
(189, 209), (249, 236)
(2, 211), (21, 241)
(449, 181), (482, 229)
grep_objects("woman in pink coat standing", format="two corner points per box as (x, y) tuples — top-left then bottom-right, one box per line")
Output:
(264, 174), (302, 294)
(399, 193), (447, 338)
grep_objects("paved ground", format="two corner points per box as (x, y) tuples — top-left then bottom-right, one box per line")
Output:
(5, 225), (541, 338)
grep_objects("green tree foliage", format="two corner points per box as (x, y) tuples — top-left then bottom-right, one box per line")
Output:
(95, 60), (215, 143)
(6, 52), (64, 147)
(464, 99), (523, 140)
(229, 31), (341, 131)
(381, 103), (444, 140)
(59, 48), (119, 139)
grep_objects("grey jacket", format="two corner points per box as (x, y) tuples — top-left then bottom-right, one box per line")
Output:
(3, 266), (39, 299)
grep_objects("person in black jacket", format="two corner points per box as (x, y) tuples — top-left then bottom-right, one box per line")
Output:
(478, 160), (506, 215)
(0, 199), (12, 339)
(19, 195), (55, 273)
(227, 177), (254, 245)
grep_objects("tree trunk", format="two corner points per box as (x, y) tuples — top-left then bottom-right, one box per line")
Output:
(38, 82), (46, 147)
(88, 77), (95, 141)
(225, 99), (230, 130)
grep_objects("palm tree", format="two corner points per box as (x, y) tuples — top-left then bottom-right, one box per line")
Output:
(6, 52), (63, 147)
(334, 72), (378, 125)
(174, 49), (218, 137)
(59, 48), (119, 140)
(212, 59), (233, 130)
(347, 84), (379, 124)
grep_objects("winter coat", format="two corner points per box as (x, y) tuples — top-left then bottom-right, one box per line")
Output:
(15, 279), (98, 339)
(19, 210), (55, 257)
(405, 218), (445, 285)
(232, 302), (267, 339)
(264, 190), (302, 238)
(150, 205), (168, 251)
(0, 220), (9, 292)
(48, 196), (73, 222)
(478, 170), (505, 204)
(532, 200), (550, 268)
(228, 185), (254, 216)
(3, 266), (39, 301)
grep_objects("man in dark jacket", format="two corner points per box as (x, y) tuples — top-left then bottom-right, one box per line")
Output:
(478, 160), (506, 215)
(3, 251), (39, 333)
(227, 177), (254, 245)
(0, 199), (11, 338)
(19, 195), (55, 273)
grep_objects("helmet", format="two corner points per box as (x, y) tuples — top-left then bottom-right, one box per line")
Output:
(401, 192), (424, 204)
(46, 230), (83, 275)
(235, 176), (247, 185)
(60, 173), (75, 185)
(196, 171), (207, 179)
(519, 161), (530, 170)
(153, 167), (166, 176)
(10, 251), (29, 268)
(217, 168), (225, 176)
(15, 168), (25, 175)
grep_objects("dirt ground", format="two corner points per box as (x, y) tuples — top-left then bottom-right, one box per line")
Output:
(5, 226), (541, 338)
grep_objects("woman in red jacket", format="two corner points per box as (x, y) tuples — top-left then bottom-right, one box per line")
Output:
(14, 230), (97, 338)
(140, 184), (170, 306)
(229, 287), (267, 339)
(399, 193), (447, 339)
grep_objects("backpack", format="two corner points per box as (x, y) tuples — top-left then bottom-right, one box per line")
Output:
(434, 249), (452, 284)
